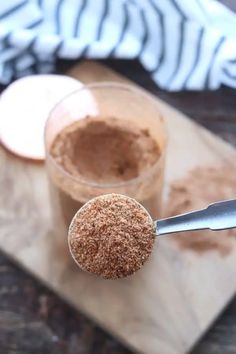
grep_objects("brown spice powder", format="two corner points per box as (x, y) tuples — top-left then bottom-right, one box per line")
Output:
(50, 116), (160, 184)
(68, 194), (155, 279)
(165, 165), (236, 256)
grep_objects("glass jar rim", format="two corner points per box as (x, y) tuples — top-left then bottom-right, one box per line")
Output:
(45, 81), (168, 189)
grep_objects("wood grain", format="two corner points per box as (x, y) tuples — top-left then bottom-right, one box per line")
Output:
(0, 61), (236, 354)
(0, 252), (131, 354)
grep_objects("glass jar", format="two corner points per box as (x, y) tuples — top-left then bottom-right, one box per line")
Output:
(45, 82), (167, 254)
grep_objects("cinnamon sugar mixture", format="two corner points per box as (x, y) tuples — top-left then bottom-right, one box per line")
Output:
(166, 165), (236, 256)
(68, 194), (155, 279)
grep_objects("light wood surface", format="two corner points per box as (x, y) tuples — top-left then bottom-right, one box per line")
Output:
(0, 61), (236, 354)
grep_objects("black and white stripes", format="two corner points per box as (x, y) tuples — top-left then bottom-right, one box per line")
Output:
(0, 0), (236, 90)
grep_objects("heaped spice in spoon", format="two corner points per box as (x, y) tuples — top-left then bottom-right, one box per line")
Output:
(68, 194), (155, 279)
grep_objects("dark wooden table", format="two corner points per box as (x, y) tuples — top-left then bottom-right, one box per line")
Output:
(0, 58), (236, 354)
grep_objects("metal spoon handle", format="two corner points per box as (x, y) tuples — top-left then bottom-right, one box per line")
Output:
(155, 199), (236, 236)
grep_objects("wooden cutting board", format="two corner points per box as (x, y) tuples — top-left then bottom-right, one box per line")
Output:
(0, 61), (236, 354)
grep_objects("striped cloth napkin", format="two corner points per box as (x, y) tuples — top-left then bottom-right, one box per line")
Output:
(0, 0), (236, 91)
